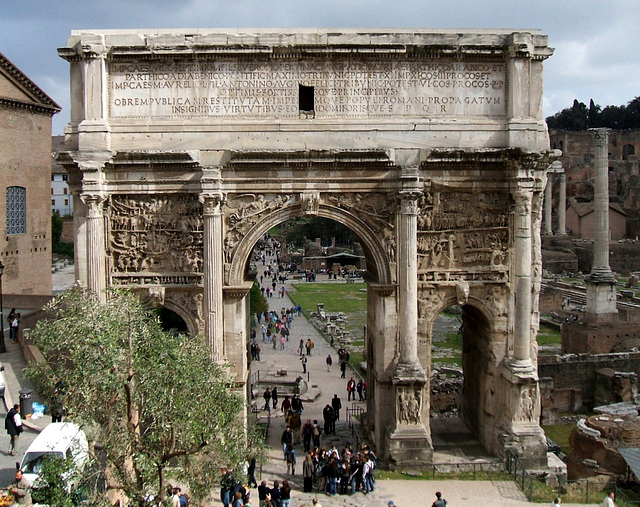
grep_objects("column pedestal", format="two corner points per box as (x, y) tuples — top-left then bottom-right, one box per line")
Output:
(386, 377), (432, 468)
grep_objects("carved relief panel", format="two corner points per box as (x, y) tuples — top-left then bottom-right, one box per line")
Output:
(107, 194), (203, 286)
(417, 189), (510, 283)
(397, 386), (423, 425)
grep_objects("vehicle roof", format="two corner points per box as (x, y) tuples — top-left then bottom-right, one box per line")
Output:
(24, 422), (86, 454)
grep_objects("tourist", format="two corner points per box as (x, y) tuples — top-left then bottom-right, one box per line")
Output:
(5, 404), (23, 456)
(301, 419), (315, 452)
(603, 492), (616, 507)
(10, 312), (20, 343)
(306, 338), (314, 356)
(285, 446), (297, 475)
(388, 502), (397, 507)
(258, 481), (270, 507)
(270, 481), (281, 507)
(247, 457), (257, 488)
(551, 498), (561, 506)
(300, 355), (308, 373)
(220, 467), (235, 507)
(347, 378), (356, 401)
(340, 359), (347, 379)
(299, 339), (304, 355)
(272, 387), (278, 409)
(303, 453), (314, 492)
(280, 481), (292, 507)
(326, 354), (333, 372)
(313, 419), (322, 447)
(311, 498), (322, 507)
(432, 491), (447, 507)
(263, 388), (272, 412)
(281, 425), (294, 456)
(281, 395), (292, 413)
(356, 379), (364, 401)
(331, 394), (342, 421)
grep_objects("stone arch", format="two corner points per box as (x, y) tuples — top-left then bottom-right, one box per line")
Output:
(227, 202), (393, 286)
(161, 298), (199, 337)
(421, 288), (503, 450)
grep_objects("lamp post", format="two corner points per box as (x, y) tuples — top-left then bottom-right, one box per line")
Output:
(0, 261), (5, 353)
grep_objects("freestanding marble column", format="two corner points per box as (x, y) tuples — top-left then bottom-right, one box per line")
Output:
(543, 177), (553, 235)
(585, 128), (618, 321)
(558, 171), (567, 235)
(80, 193), (107, 302)
(200, 192), (225, 362)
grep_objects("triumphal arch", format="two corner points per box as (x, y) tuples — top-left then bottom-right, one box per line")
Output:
(58, 29), (555, 467)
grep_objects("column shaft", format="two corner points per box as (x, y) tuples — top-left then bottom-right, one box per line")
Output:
(558, 172), (567, 235)
(202, 194), (224, 362)
(592, 129), (612, 274)
(81, 194), (106, 301)
(544, 177), (553, 235)
(514, 190), (533, 362)
(397, 192), (420, 366)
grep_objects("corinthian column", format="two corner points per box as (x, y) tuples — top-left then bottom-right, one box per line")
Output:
(558, 171), (567, 235)
(585, 128), (618, 321)
(543, 177), (553, 235)
(395, 189), (424, 377)
(80, 193), (107, 301)
(513, 188), (533, 364)
(200, 193), (225, 362)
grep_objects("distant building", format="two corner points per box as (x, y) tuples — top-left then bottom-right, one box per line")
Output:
(566, 198), (627, 240)
(549, 129), (640, 237)
(51, 135), (73, 216)
(0, 51), (60, 295)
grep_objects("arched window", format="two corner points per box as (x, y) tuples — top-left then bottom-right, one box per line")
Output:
(6, 186), (26, 235)
(623, 144), (635, 161)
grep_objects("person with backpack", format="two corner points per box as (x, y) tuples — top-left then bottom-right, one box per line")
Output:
(220, 468), (235, 507)
(432, 491), (447, 507)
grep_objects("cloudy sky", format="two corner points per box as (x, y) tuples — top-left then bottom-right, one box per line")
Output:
(1, 0), (638, 135)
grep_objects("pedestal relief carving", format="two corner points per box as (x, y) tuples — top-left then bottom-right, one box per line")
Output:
(398, 387), (422, 425)
(108, 195), (203, 285)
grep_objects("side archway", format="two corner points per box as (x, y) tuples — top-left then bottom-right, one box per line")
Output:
(226, 203), (393, 286)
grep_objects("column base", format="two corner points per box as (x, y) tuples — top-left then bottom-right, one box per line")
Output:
(387, 425), (433, 469)
(500, 424), (548, 469)
(393, 361), (427, 382)
(585, 277), (618, 321)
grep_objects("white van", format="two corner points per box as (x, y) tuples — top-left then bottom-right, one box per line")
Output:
(20, 422), (89, 488)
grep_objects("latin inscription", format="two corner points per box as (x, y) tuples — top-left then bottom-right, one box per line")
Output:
(108, 59), (505, 119)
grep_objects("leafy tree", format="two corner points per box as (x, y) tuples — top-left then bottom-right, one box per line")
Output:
(51, 210), (63, 244)
(26, 288), (263, 506)
(249, 280), (268, 317)
(546, 99), (589, 131)
(31, 454), (77, 507)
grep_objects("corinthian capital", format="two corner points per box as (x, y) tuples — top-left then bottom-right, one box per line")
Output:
(80, 193), (106, 218)
(590, 127), (610, 147)
(399, 190), (422, 215)
(199, 192), (225, 215)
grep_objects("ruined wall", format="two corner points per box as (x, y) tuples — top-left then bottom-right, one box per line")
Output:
(539, 352), (640, 407)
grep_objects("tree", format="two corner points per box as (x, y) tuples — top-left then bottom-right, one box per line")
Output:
(249, 281), (268, 317)
(26, 288), (263, 506)
(31, 454), (77, 507)
(51, 210), (63, 244)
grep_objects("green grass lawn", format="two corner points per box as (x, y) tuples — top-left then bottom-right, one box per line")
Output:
(542, 423), (573, 455)
(536, 323), (562, 348)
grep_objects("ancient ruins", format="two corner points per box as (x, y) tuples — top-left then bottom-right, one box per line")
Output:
(57, 28), (556, 467)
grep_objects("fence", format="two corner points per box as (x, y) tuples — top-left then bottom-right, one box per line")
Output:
(506, 450), (632, 505)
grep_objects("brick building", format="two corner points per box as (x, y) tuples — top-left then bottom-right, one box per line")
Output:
(0, 51), (60, 295)
(549, 129), (640, 238)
